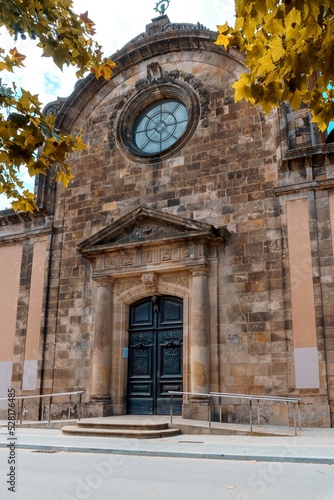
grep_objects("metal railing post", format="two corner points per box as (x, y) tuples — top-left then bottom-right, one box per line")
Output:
(298, 400), (301, 431)
(293, 402), (297, 436)
(48, 396), (51, 423)
(170, 393), (173, 424)
(208, 396), (212, 428)
(20, 399), (23, 424)
(249, 398), (253, 432)
(78, 392), (82, 421)
(257, 399), (260, 427)
(68, 395), (72, 419)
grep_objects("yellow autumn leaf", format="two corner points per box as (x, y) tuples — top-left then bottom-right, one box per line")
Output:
(305, 16), (323, 40)
(270, 36), (285, 63)
(214, 33), (233, 49)
(217, 23), (229, 34)
(260, 98), (279, 114)
(310, 112), (329, 132)
(284, 7), (301, 31)
(9, 47), (26, 65)
(235, 17), (244, 31)
(243, 15), (258, 41)
(289, 88), (305, 110)
(11, 197), (36, 213)
(56, 170), (75, 187)
(256, 29), (268, 45)
(0, 61), (12, 71)
(232, 73), (251, 102)
(75, 135), (88, 152)
(256, 53), (276, 76)
(18, 89), (41, 110)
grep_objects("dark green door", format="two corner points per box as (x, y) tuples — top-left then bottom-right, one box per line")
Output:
(127, 296), (183, 415)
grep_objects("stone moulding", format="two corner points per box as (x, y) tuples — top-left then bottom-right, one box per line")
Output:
(78, 206), (229, 269)
(55, 26), (245, 135)
(114, 271), (191, 299)
(109, 61), (210, 157)
(78, 205), (228, 248)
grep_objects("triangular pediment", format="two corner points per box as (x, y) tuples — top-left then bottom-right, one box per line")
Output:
(78, 206), (229, 254)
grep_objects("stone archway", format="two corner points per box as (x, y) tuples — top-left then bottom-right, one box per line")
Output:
(109, 273), (190, 416)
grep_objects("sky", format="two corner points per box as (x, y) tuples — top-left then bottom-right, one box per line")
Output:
(0, 0), (236, 210)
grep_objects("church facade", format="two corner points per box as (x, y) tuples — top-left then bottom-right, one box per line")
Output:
(1, 13), (334, 427)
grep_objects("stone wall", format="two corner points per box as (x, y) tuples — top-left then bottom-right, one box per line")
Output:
(48, 39), (299, 421)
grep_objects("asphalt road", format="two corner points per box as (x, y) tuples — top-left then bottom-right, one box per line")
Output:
(0, 448), (334, 500)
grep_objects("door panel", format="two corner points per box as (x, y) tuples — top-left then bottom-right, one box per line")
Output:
(130, 300), (153, 326)
(127, 296), (183, 415)
(160, 297), (183, 324)
(156, 328), (183, 414)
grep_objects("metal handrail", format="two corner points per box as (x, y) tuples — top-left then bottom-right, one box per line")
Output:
(168, 391), (212, 426)
(0, 391), (84, 424)
(168, 391), (302, 436)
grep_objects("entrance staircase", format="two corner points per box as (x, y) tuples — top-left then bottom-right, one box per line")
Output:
(61, 416), (181, 439)
(60, 415), (297, 438)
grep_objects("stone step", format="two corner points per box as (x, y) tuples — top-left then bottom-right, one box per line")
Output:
(76, 420), (169, 431)
(61, 425), (180, 439)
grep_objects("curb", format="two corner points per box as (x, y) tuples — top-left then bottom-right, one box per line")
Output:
(1, 442), (333, 464)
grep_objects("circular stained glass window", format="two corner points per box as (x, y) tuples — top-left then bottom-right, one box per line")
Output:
(116, 82), (200, 162)
(133, 99), (189, 154)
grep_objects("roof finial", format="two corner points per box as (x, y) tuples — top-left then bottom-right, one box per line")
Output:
(154, 0), (170, 16)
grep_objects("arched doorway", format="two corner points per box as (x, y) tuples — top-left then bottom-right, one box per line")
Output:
(127, 295), (183, 415)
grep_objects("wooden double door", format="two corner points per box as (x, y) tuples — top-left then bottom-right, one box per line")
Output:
(127, 296), (183, 415)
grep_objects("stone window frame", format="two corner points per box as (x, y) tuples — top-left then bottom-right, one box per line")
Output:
(116, 81), (200, 163)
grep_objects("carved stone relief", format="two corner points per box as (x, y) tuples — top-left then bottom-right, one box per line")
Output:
(144, 252), (153, 263)
(142, 272), (159, 295)
(106, 256), (115, 268)
(161, 249), (172, 261)
(116, 278), (142, 295)
(118, 223), (176, 242)
(95, 241), (193, 273)
(135, 62), (181, 91)
(115, 271), (190, 296)
(161, 272), (190, 288)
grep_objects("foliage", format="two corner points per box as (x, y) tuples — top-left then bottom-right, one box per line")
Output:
(0, 0), (115, 211)
(215, 1), (334, 132)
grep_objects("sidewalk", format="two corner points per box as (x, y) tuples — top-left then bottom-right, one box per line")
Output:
(1, 422), (334, 464)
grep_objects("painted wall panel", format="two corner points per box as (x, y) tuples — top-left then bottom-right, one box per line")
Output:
(294, 347), (319, 389)
(22, 240), (47, 390)
(0, 361), (14, 409)
(287, 199), (319, 388)
(0, 244), (22, 405)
